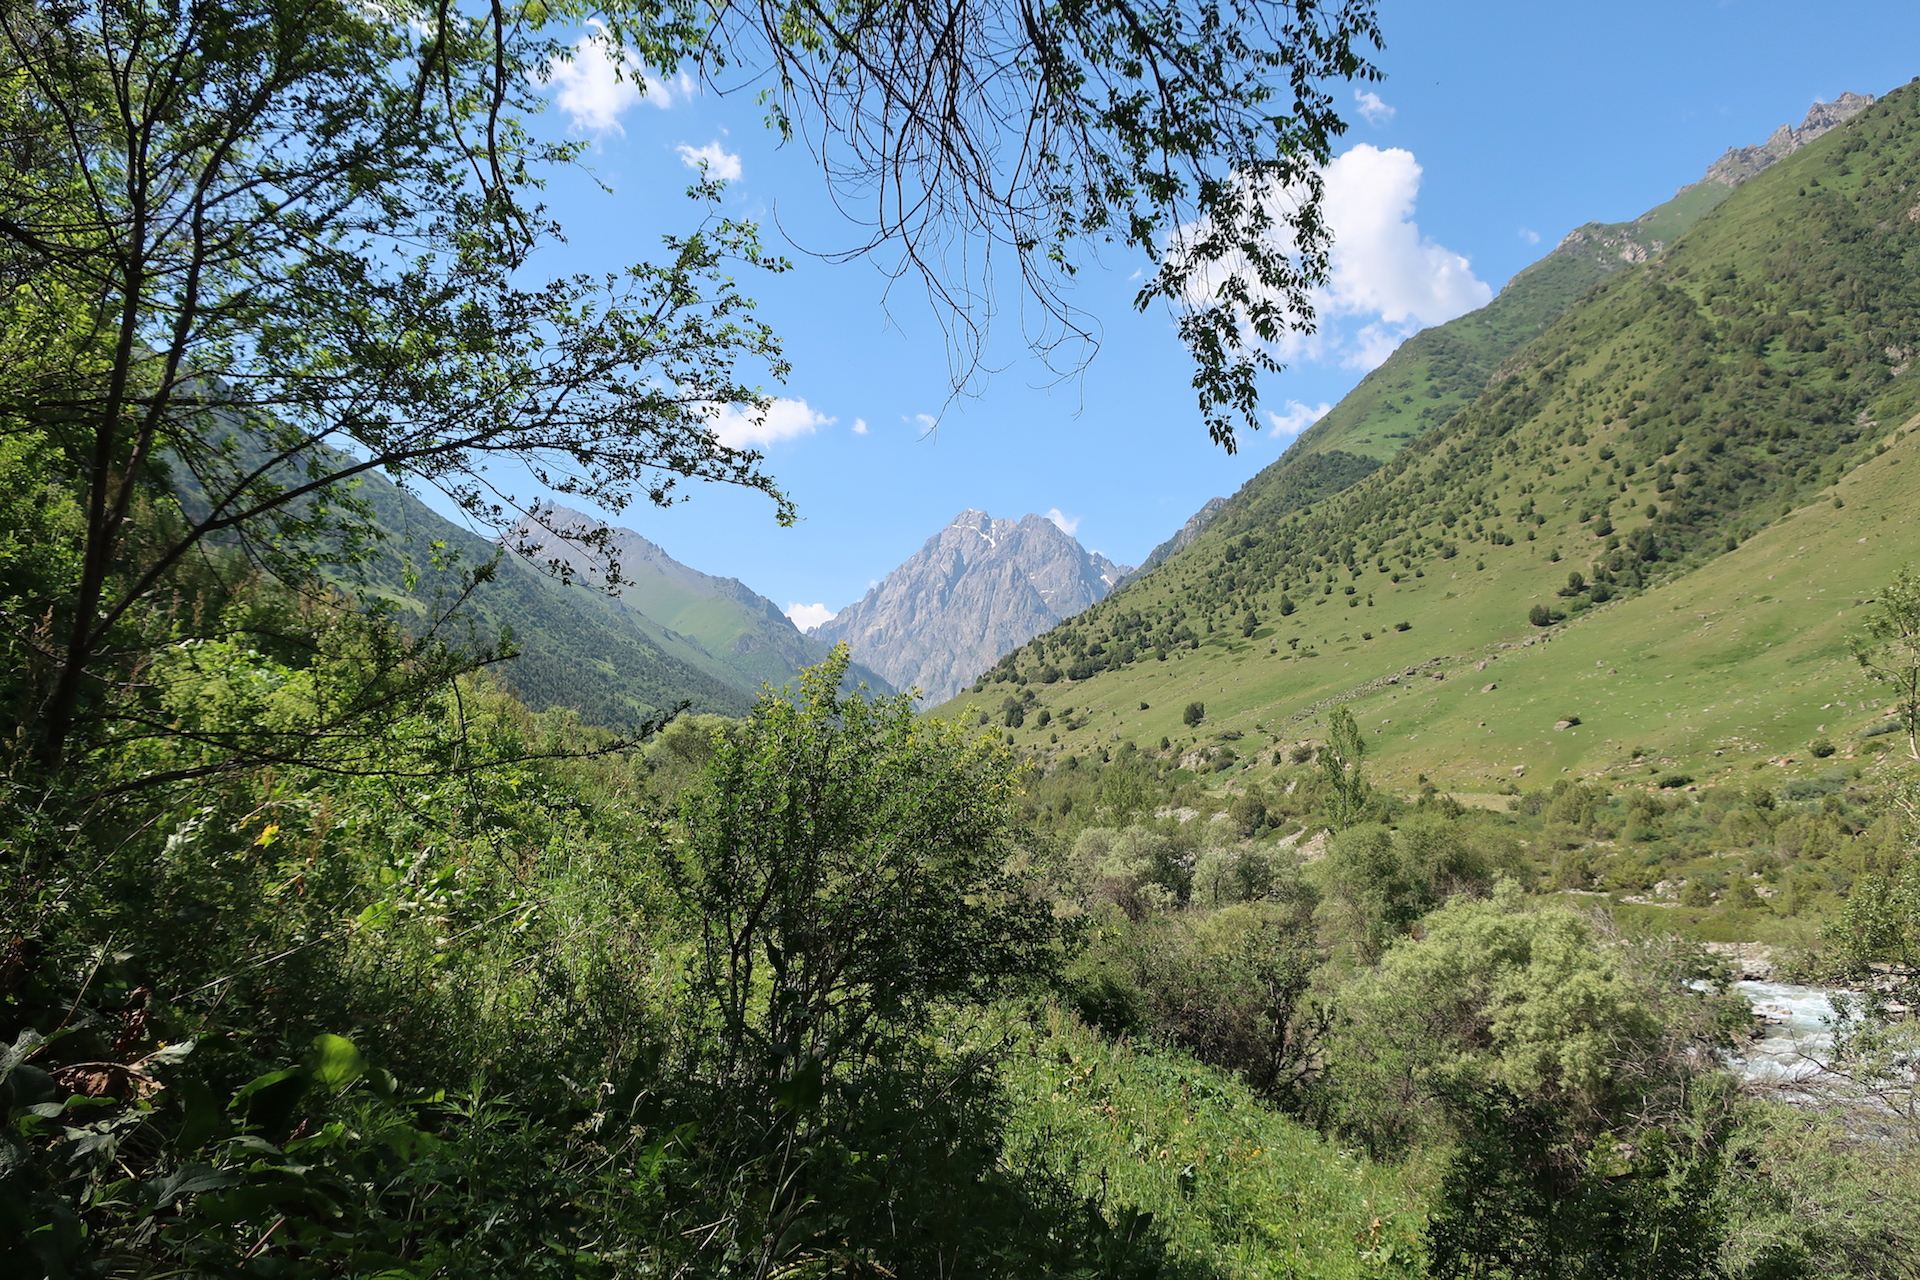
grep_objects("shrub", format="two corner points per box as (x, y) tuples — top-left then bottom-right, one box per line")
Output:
(1225, 791), (1269, 838)
(674, 650), (1054, 1098)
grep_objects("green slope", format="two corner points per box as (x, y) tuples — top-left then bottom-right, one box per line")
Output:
(953, 83), (1920, 787)
(1284, 153), (1731, 468)
(1001, 1008), (1425, 1277)
(343, 474), (762, 725)
(166, 424), (762, 725)
(1324, 413), (1920, 786)
(178, 451), (890, 727)
(511, 506), (890, 697)
(1192, 95), (1864, 552)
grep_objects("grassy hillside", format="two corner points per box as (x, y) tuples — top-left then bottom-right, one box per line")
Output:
(1000, 1008), (1426, 1278)
(511, 506), (894, 698)
(954, 84), (1920, 787)
(1321, 415), (1920, 785)
(1171, 102), (1766, 562)
(1283, 153), (1731, 468)
(346, 476), (762, 723)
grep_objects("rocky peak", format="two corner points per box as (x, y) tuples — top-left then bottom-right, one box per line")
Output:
(814, 508), (1132, 703)
(1695, 91), (1874, 189)
(1549, 91), (1876, 274)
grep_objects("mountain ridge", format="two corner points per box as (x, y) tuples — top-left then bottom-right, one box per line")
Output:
(506, 504), (892, 698)
(815, 508), (1130, 703)
(952, 80), (1920, 787)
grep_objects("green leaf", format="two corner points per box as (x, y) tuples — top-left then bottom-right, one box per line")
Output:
(152, 1162), (237, 1209)
(232, 1067), (307, 1134)
(306, 1034), (366, 1092)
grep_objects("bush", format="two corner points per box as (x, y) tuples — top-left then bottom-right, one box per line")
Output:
(674, 649), (1054, 1107)
(1182, 701), (1206, 726)
(1226, 791), (1270, 838)
(1065, 898), (1326, 1103)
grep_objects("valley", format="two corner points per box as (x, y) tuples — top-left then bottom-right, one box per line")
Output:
(7, 7), (1920, 1278)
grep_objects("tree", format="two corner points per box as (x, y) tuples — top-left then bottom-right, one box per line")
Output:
(670, 645), (1052, 1098)
(1323, 887), (1729, 1277)
(1226, 789), (1269, 837)
(1318, 705), (1370, 829)
(1316, 825), (1424, 962)
(1823, 776), (1920, 1137)
(1183, 700), (1207, 726)
(0, 0), (787, 775)
(3, 0), (1386, 780)
(1851, 565), (1920, 760)
(702, 0), (1385, 447)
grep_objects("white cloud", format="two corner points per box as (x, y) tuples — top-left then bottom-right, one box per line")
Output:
(1355, 88), (1396, 126)
(906, 412), (938, 433)
(542, 23), (693, 133)
(1043, 507), (1081, 536)
(705, 397), (835, 449)
(785, 602), (837, 631)
(851, 417), (869, 435)
(1319, 146), (1492, 329)
(1343, 324), (1404, 372)
(676, 140), (742, 181)
(1519, 226), (1542, 245)
(1267, 399), (1331, 441)
(1172, 144), (1491, 370)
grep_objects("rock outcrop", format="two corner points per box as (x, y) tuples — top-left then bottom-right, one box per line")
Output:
(1695, 91), (1874, 188)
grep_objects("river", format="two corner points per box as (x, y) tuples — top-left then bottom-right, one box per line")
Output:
(1728, 979), (1854, 1085)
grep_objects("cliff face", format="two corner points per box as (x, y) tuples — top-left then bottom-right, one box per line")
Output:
(1695, 91), (1874, 188)
(813, 510), (1128, 703)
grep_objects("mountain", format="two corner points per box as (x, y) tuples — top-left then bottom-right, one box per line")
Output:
(814, 510), (1130, 703)
(1124, 497), (1228, 585)
(1694, 90), (1876, 188)
(507, 505), (889, 698)
(301, 476), (763, 726)
(230, 477), (883, 729)
(1274, 91), (1876, 480)
(952, 82), (1920, 787)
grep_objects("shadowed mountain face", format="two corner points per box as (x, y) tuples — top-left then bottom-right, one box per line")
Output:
(506, 505), (891, 700)
(813, 510), (1130, 703)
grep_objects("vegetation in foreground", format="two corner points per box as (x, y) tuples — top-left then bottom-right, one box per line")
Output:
(7, 597), (1920, 1274)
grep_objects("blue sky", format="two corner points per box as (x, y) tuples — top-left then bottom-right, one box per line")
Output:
(500, 1), (1920, 628)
